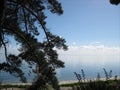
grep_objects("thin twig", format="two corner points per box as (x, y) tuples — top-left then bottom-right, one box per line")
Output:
(0, 31), (8, 61)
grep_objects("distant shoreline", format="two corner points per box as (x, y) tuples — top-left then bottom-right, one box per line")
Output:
(1, 76), (120, 85)
(59, 78), (120, 84)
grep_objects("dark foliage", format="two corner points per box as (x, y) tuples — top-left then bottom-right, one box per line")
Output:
(110, 0), (120, 5)
(0, 0), (67, 89)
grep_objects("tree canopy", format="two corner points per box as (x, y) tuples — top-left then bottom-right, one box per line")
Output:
(0, 0), (67, 89)
(110, 0), (120, 5)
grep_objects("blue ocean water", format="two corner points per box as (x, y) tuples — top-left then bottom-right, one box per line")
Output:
(0, 61), (120, 83)
(57, 63), (120, 81)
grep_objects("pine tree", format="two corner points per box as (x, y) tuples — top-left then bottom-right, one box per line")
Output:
(0, 0), (67, 89)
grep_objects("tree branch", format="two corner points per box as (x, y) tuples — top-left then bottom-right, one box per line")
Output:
(23, 5), (50, 42)
(7, 0), (50, 42)
(4, 26), (49, 74)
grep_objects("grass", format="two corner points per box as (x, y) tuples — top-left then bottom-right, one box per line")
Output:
(60, 79), (120, 90)
(1, 80), (120, 90)
(0, 84), (29, 89)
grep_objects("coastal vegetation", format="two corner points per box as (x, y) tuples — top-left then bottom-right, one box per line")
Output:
(60, 79), (120, 90)
(66, 68), (120, 90)
(0, 77), (120, 90)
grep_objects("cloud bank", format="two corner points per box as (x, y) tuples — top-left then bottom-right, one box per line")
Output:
(57, 45), (120, 68)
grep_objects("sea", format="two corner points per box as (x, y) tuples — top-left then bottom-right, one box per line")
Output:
(0, 60), (120, 83)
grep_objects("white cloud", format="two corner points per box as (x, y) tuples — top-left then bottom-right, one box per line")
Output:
(72, 42), (77, 46)
(57, 45), (120, 68)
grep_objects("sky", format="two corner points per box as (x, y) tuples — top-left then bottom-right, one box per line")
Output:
(45, 0), (120, 47)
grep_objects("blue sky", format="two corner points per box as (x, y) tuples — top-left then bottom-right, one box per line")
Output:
(45, 0), (120, 47)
